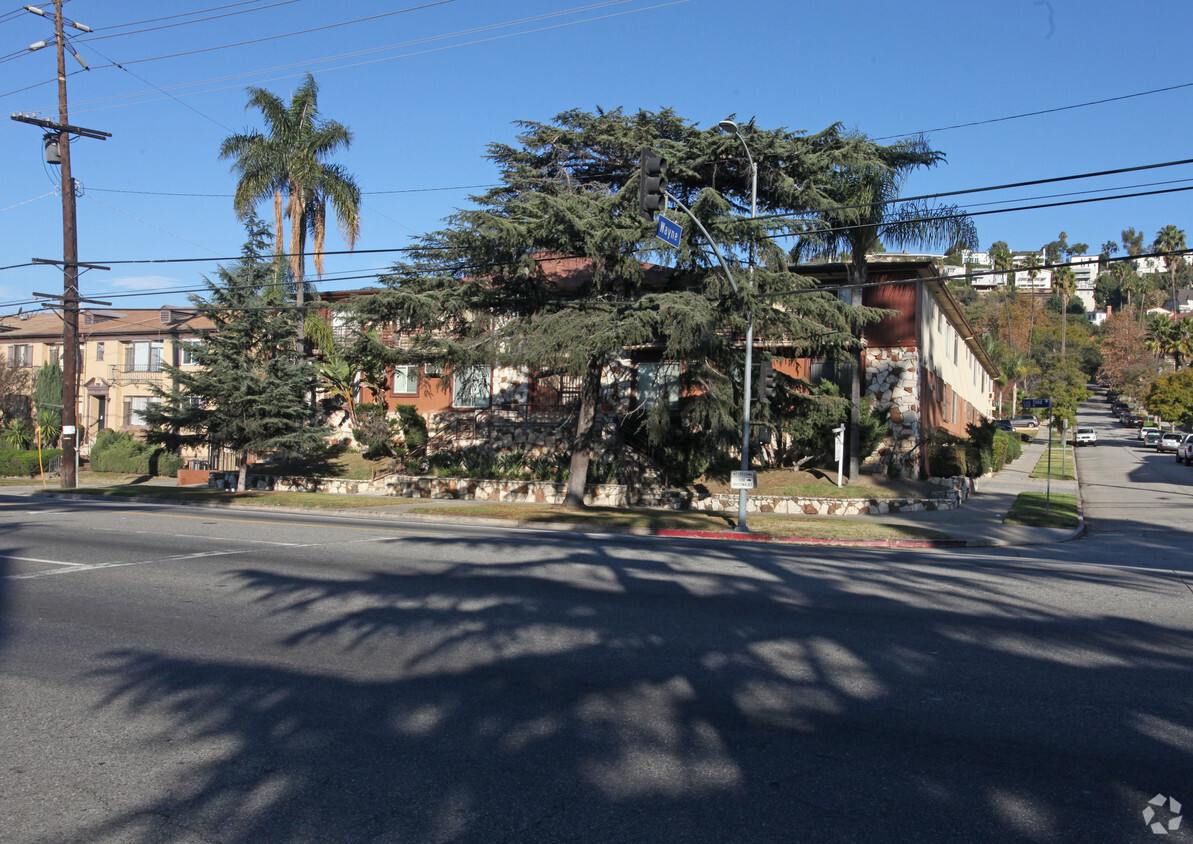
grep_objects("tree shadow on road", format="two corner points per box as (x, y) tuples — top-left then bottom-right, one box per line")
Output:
(69, 534), (1193, 842)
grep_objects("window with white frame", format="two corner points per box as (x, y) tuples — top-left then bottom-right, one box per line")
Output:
(637, 361), (681, 409)
(392, 364), (418, 395)
(178, 340), (200, 366)
(452, 365), (491, 408)
(125, 340), (163, 372)
(123, 395), (161, 426)
(96, 341), (105, 361)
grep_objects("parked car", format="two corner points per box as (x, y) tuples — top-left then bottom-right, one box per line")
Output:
(1144, 429), (1162, 447)
(1139, 424), (1160, 440)
(995, 419), (1015, 432)
(1158, 432), (1184, 453)
(1010, 415), (1040, 429)
(1112, 402), (1129, 417)
(1073, 427), (1097, 447)
(1177, 434), (1193, 464)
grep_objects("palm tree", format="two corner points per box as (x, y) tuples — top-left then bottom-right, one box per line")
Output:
(1152, 224), (1187, 313)
(990, 241), (1017, 347)
(1145, 312), (1175, 367)
(220, 74), (362, 344)
(805, 139), (977, 481)
(1023, 251), (1043, 353)
(1052, 265), (1076, 355)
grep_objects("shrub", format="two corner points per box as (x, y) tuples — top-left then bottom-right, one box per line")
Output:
(926, 430), (967, 477)
(352, 403), (398, 459)
(89, 429), (181, 476)
(0, 448), (61, 477)
(393, 404), (427, 449)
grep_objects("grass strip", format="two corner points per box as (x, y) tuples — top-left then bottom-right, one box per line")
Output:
(42, 485), (415, 509)
(1003, 492), (1079, 528)
(407, 503), (950, 541)
(1029, 444), (1075, 480)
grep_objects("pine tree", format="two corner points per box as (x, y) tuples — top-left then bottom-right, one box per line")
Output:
(144, 221), (330, 490)
(349, 108), (893, 506)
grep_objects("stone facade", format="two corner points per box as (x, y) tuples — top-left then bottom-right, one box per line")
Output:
(864, 346), (921, 474)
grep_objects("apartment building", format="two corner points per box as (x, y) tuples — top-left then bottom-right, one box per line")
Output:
(0, 307), (212, 453)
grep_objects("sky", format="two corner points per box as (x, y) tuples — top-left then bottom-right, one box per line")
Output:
(2, 0), (1192, 316)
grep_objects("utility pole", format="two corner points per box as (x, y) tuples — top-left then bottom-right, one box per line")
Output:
(13, 1), (109, 488)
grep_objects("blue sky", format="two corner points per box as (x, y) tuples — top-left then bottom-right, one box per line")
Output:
(2, 0), (1191, 314)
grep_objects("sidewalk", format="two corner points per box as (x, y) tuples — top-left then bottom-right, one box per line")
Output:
(9, 437), (1083, 548)
(832, 436), (1084, 547)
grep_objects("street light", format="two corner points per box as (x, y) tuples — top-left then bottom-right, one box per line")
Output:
(718, 118), (758, 533)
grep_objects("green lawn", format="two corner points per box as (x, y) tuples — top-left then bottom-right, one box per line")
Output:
(1003, 492), (1079, 528)
(42, 485), (417, 509)
(1029, 444), (1076, 480)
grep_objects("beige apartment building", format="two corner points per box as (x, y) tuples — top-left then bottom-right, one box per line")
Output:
(0, 306), (212, 455)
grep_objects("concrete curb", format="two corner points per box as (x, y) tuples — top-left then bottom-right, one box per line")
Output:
(27, 490), (1077, 549)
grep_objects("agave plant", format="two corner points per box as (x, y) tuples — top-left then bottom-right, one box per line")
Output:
(35, 407), (61, 447)
(3, 418), (34, 450)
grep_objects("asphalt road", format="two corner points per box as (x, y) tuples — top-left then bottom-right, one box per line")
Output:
(1, 431), (1191, 843)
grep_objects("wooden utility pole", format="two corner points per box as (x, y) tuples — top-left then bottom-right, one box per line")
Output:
(13, 1), (109, 488)
(53, 0), (80, 488)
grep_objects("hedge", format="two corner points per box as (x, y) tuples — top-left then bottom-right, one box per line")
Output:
(88, 430), (183, 477)
(0, 448), (62, 477)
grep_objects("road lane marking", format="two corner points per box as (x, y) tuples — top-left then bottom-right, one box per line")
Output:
(0, 553), (87, 567)
(4, 548), (254, 580)
(106, 510), (438, 536)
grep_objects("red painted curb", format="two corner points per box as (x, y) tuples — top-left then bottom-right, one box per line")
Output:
(654, 529), (967, 548)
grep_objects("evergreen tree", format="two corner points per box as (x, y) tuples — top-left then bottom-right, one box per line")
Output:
(350, 108), (893, 506)
(143, 221), (330, 490)
(33, 359), (62, 446)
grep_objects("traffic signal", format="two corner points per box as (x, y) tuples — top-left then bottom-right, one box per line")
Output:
(639, 147), (667, 220)
(758, 360), (777, 404)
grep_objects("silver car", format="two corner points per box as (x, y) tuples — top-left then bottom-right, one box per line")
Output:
(1158, 432), (1184, 453)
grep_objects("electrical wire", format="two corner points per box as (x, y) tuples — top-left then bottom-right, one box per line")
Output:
(874, 81), (1193, 141)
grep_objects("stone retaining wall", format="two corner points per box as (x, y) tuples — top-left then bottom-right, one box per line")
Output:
(205, 470), (976, 515)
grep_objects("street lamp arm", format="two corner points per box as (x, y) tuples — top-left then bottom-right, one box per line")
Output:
(661, 189), (739, 296)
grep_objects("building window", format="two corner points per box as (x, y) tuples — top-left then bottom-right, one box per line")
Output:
(123, 395), (161, 427)
(452, 365), (491, 408)
(125, 340), (163, 372)
(638, 361), (681, 410)
(392, 365), (418, 395)
(96, 341), (105, 362)
(9, 344), (33, 367)
(807, 358), (829, 385)
(178, 340), (199, 366)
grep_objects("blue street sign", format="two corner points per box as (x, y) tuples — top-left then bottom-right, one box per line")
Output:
(656, 215), (682, 248)
(1022, 398), (1052, 409)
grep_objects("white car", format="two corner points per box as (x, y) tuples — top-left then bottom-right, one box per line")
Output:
(1073, 427), (1097, 447)
(1139, 425), (1160, 441)
(1176, 434), (1193, 464)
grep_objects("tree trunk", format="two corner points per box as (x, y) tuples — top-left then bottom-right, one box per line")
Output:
(564, 358), (604, 508)
(237, 451), (249, 492)
(847, 262), (864, 483)
(1060, 294), (1068, 356)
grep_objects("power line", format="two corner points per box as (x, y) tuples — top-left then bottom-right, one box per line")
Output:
(85, 183), (497, 197)
(874, 81), (1193, 141)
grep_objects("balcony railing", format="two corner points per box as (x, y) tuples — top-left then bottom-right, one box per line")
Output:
(109, 365), (167, 384)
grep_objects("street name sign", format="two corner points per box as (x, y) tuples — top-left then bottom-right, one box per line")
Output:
(1022, 398), (1052, 409)
(656, 215), (682, 248)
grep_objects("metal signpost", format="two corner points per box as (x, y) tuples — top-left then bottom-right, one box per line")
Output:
(1023, 398), (1053, 512)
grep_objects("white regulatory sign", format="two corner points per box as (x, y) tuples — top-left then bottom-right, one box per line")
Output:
(730, 470), (757, 490)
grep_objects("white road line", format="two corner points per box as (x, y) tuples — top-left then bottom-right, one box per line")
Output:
(4, 548), (253, 581)
(0, 554), (86, 567)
